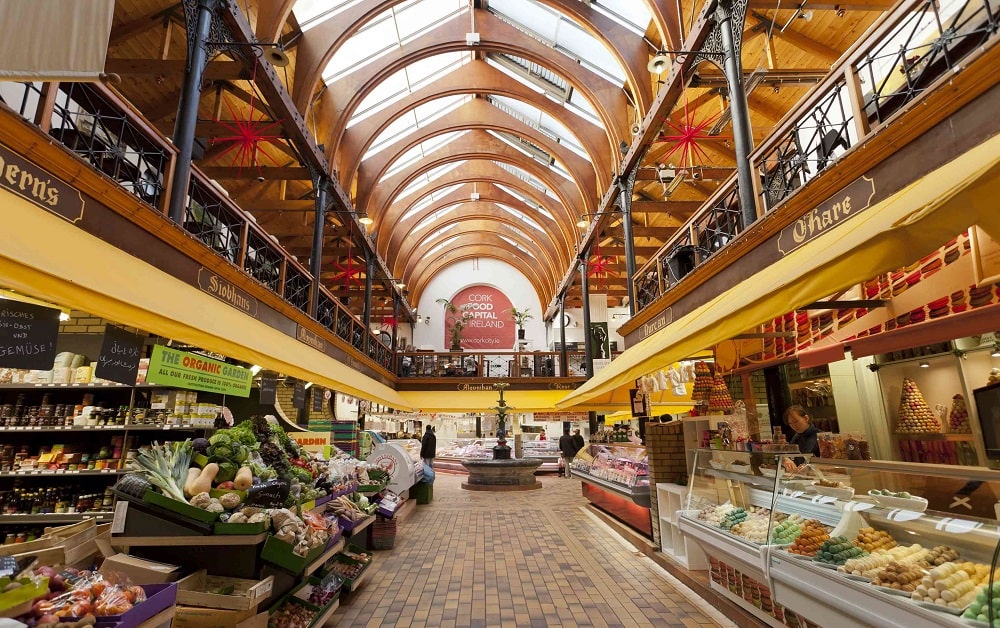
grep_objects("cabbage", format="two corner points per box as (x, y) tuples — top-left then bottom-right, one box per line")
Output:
(215, 462), (237, 483)
(209, 433), (232, 447)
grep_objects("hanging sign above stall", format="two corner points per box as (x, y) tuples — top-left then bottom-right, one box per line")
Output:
(146, 344), (252, 397)
(0, 300), (61, 370)
(95, 325), (144, 385)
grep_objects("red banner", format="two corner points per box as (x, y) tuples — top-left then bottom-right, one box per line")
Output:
(447, 285), (516, 350)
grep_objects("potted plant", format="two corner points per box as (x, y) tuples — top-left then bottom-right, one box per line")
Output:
(436, 298), (472, 351)
(509, 307), (534, 340)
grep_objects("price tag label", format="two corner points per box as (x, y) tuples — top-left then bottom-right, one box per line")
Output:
(111, 501), (129, 534)
(163, 425), (171, 430)
(55, 469), (65, 474)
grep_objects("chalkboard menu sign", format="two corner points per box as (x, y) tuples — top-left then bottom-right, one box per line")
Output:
(311, 387), (325, 413)
(292, 380), (306, 409)
(259, 375), (277, 406)
(95, 325), (144, 385)
(244, 479), (289, 508)
(0, 301), (60, 369)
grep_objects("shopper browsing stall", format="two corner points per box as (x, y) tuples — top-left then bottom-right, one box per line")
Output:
(420, 425), (436, 464)
(559, 428), (578, 478)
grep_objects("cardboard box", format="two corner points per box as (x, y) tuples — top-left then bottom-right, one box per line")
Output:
(175, 570), (273, 611)
(172, 605), (267, 628)
(100, 552), (181, 584)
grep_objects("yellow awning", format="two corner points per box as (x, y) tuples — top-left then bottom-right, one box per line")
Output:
(557, 133), (1000, 409)
(397, 389), (570, 413)
(0, 191), (414, 411)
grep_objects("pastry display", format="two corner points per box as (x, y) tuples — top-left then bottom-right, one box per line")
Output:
(839, 544), (928, 578)
(919, 545), (961, 567)
(948, 394), (971, 433)
(719, 507), (749, 531)
(707, 374), (735, 412)
(731, 518), (770, 544)
(696, 504), (736, 527)
(770, 514), (804, 545)
(691, 361), (714, 404)
(964, 581), (1000, 624)
(787, 520), (830, 557)
(895, 378), (941, 433)
(870, 561), (926, 592)
(814, 536), (867, 566)
(912, 561), (991, 610)
(854, 528), (897, 553)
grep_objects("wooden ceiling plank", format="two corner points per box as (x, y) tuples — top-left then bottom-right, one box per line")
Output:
(104, 59), (245, 81)
(109, 4), (179, 46)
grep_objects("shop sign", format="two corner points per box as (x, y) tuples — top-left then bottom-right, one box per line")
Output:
(448, 285), (516, 350)
(626, 307), (673, 346)
(95, 325), (144, 385)
(0, 142), (85, 223)
(197, 268), (258, 316)
(146, 344), (252, 397)
(778, 175), (876, 255)
(534, 411), (587, 421)
(245, 479), (289, 508)
(292, 380), (306, 409)
(296, 324), (326, 352)
(259, 375), (277, 405)
(311, 387), (325, 412)
(0, 300), (61, 370)
(630, 387), (651, 418)
(290, 431), (330, 453)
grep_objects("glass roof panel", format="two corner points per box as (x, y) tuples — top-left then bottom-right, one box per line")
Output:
(413, 204), (460, 232)
(398, 161), (463, 200)
(497, 204), (545, 233)
(490, 95), (587, 158)
(592, 0), (653, 35)
(383, 131), (466, 180)
(396, 0), (464, 41)
(400, 184), (463, 221)
(366, 95), (470, 158)
(293, 0), (363, 30)
(496, 184), (555, 220)
(322, 13), (398, 82)
(422, 234), (460, 259)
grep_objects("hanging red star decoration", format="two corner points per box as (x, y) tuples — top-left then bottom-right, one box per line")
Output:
(587, 243), (615, 289)
(380, 314), (398, 331)
(330, 241), (364, 290)
(654, 97), (720, 168)
(210, 66), (284, 176)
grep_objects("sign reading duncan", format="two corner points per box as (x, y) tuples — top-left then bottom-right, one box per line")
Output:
(0, 142), (85, 223)
(448, 285), (516, 349)
(197, 268), (258, 316)
(625, 307), (673, 346)
(778, 175), (876, 255)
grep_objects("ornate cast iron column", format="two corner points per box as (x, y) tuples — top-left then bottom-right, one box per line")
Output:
(309, 175), (328, 317)
(558, 293), (568, 377)
(617, 167), (639, 315)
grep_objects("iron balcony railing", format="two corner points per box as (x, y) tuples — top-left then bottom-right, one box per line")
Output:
(396, 351), (595, 379)
(632, 0), (998, 314)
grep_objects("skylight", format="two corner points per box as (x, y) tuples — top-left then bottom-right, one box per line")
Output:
(499, 234), (536, 258)
(400, 183), (463, 221)
(496, 184), (555, 220)
(366, 95), (471, 160)
(422, 234), (460, 260)
(413, 204), (460, 232)
(383, 131), (465, 180)
(497, 204), (545, 233)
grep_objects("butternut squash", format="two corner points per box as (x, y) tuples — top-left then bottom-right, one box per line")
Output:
(190, 463), (218, 496)
(233, 466), (253, 491)
(183, 467), (202, 498)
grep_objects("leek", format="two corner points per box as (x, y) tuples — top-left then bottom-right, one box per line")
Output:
(129, 440), (193, 503)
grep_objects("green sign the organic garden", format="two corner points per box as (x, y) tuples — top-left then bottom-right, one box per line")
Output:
(146, 345), (252, 397)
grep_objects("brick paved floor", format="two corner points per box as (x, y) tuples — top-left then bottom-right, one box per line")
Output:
(329, 473), (734, 627)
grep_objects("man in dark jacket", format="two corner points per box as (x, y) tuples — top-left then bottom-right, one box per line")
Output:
(420, 425), (436, 463)
(572, 429), (585, 452)
(558, 428), (578, 478)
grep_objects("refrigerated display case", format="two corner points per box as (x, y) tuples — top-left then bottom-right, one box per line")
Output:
(678, 447), (1000, 628)
(520, 439), (559, 473)
(573, 444), (651, 535)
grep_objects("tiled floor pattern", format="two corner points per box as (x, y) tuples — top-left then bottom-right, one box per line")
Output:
(329, 473), (735, 627)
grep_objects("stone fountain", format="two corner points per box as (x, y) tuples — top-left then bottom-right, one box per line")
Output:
(461, 382), (542, 491)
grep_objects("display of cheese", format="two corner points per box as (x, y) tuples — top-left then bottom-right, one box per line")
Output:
(814, 535), (867, 565)
(854, 527), (897, 553)
(787, 520), (830, 557)
(707, 374), (735, 411)
(839, 544), (927, 578)
(949, 393), (971, 433)
(912, 561), (992, 610)
(871, 561), (927, 592)
(895, 378), (941, 433)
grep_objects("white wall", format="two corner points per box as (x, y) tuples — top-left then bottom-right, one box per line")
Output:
(412, 258), (545, 351)
(546, 305), (629, 351)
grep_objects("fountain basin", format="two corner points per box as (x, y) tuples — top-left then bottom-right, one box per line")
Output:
(461, 459), (543, 491)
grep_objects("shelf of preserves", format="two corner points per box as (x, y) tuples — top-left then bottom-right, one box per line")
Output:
(0, 469), (128, 477)
(680, 448), (1000, 628)
(0, 424), (203, 432)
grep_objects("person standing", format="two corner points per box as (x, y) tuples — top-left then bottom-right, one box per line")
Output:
(538, 429), (547, 441)
(572, 428), (585, 452)
(782, 405), (820, 471)
(420, 424), (437, 464)
(559, 428), (578, 478)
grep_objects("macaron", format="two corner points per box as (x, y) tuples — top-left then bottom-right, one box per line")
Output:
(909, 308), (926, 324)
(920, 257), (943, 276)
(905, 270), (921, 286)
(928, 297), (950, 318)
(944, 247), (960, 264)
(970, 285), (993, 308)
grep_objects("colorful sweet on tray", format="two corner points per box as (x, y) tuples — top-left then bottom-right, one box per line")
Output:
(696, 504), (735, 527)
(949, 394), (971, 433)
(770, 514), (804, 545)
(814, 536), (867, 566)
(964, 582), (1000, 624)
(839, 544), (927, 578)
(719, 507), (748, 531)
(854, 527), (897, 553)
(919, 545), (961, 568)
(913, 561), (992, 610)
(871, 561), (926, 592)
(787, 520), (829, 557)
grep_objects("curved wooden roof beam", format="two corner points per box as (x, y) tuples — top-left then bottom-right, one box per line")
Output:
(392, 214), (563, 286)
(317, 11), (628, 167)
(408, 243), (554, 307)
(355, 99), (596, 211)
(381, 182), (574, 267)
(339, 59), (610, 193)
(362, 133), (588, 231)
(376, 168), (577, 259)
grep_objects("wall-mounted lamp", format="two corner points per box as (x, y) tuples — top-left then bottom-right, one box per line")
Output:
(657, 162), (685, 197)
(576, 210), (619, 229)
(919, 361), (930, 368)
(647, 51), (670, 74)
(424, 317), (431, 325)
(328, 209), (373, 225)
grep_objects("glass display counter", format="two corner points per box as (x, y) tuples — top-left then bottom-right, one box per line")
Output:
(433, 439), (504, 473)
(521, 439), (559, 473)
(573, 444), (651, 535)
(679, 448), (1000, 628)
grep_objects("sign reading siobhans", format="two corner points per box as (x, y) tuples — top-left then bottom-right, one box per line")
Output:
(146, 344), (252, 397)
(447, 285), (516, 349)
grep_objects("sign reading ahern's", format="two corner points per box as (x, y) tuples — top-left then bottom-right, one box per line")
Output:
(146, 344), (252, 397)
(448, 285), (516, 350)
